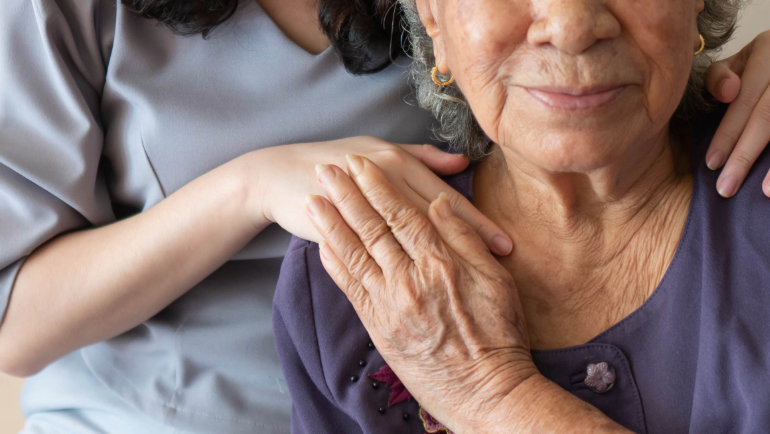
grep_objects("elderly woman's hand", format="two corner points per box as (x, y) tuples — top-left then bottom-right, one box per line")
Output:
(305, 155), (630, 433)
(705, 30), (770, 197)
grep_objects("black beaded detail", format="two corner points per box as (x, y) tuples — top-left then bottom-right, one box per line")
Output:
(372, 381), (379, 389)
(358, 359), (367, 367)
(350, 375), (358, 382)
(378, 406), (386, 414)
(402, 412), (410, 421)
(367, 342), (375, 350)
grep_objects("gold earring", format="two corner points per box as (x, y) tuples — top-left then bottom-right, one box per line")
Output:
(431, 66), (455, 86)
(694, 34), (705, 56)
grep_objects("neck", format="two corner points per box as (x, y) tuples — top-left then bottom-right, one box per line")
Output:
(475, 126), (693, 348)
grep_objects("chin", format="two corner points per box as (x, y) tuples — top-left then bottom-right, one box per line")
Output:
(499, 126), (636, 174)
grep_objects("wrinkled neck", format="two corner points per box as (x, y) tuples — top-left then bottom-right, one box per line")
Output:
(474, 128), (694, 348)
(477, 126), (688, 256)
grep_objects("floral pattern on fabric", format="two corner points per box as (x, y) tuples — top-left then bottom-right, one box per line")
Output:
(368, 365), (413, 406)
(419, 407), (455, 434)
(370, 364), (454, 434)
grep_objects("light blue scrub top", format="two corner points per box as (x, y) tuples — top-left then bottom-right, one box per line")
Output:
(0, 1), (441, 432)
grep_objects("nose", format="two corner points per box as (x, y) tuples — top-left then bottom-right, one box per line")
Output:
(527, 0), (620, 54)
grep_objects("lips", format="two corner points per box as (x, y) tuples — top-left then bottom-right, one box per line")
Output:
(525, 86), (629, 110)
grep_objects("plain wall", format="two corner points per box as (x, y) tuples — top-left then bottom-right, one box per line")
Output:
(0, 2), (767, 433)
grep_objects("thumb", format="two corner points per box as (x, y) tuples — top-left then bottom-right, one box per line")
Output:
(705, 40), (757, 103)
(705, 58), (741, 103)
(401, 144), (470, 176)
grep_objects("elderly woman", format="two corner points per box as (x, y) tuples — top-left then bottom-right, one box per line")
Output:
(273, 0), (770, 432)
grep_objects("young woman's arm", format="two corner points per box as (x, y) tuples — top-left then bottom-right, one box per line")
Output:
(0, 0), (512, 377)
(0, 138), (512, 377)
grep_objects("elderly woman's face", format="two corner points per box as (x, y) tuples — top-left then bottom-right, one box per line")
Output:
(419, 0), (704, 172)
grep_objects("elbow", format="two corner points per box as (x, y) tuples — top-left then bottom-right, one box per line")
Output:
(0, 361), (44, 378)
(0, 355), (46, 378)
(0, 339), (46, 378)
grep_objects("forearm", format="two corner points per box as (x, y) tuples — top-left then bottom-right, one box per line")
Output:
(468, 374), (630, 434)
(0, 154), (268, 376)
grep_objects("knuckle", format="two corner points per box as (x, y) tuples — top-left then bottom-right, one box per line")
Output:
(737, 88), (762, 109)
(345, 247), (377, 279)
(377, 146), (409, 167)
(356, 216), (392, 246)
(713, 128), (740, 147)
(388, 207), (431, 239)
(325, 218), (349, 240)
(728, 151), (754, 171)
(753, 102), (770, 126)
(347, 282), (369, 307)
(333, 185), (358, 207)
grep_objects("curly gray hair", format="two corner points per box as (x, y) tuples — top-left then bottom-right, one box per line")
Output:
(397, 0), (743, 158)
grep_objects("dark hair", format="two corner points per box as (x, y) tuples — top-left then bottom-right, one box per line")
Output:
(121, 0), (405, 74)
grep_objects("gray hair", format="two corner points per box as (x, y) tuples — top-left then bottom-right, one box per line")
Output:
(397, 0), (744, 159)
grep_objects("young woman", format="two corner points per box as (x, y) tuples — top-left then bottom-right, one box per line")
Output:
(0, 0), (767, 432)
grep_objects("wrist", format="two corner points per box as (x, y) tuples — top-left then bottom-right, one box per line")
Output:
(470, 373), (630, 434)
(226, 149), (272, 233)
(453, 363), (540, 434)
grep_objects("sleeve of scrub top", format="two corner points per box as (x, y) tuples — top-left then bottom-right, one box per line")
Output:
(0, 0), (114, 323)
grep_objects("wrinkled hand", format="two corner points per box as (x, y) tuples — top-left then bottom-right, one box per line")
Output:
(704, 31), (770, 197)
(305, 155), (537, 433)
(250, 136), (512, 255)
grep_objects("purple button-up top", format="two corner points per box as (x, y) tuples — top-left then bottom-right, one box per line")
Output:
(273, 110), (770, 433)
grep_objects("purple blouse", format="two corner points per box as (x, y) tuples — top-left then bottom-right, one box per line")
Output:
(273, 110), (770, 433)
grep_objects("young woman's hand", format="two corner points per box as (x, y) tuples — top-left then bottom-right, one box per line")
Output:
(243, 136), (513, 255)
(704, 30), (770, 197)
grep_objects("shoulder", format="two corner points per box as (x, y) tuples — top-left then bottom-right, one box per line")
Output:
(273, 237), (426, 433)
(690, 106), (770, 253)
(686, 108), (770, 297)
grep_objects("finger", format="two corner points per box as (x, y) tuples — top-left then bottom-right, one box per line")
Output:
(315, 164), (411, 271)
(427, 193), (499, 271)
(318, 240), (374, 320)
(705, 59), (740, 103)
(406, 168), (514, 256)
(345, 154), (443, 261)
(707, 39), (769, 171)
(305, 193), (386, 290)
(716, 88), (770, 197)
(400, 144), (470, 176)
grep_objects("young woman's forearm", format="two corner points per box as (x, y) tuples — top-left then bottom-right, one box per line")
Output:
(0, 155), (267, 377)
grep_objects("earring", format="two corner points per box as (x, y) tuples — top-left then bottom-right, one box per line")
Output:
(431, 66), (455, 86)
(694, 34), (705, 56)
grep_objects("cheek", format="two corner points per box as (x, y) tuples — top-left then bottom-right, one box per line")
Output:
(442, 0), (531, 135)
(622, 0), (695, 123)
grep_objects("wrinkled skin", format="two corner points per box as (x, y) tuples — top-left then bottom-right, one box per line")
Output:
(304, 0), (770, 431)
(306, 157), (540, 433)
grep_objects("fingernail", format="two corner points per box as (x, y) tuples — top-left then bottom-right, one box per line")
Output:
(346, 154), (364, 176)
(315, 164), (335, 184)
(493, 236), (513, 256)
(764, 179), (770, 197)
(305, 194), (324, 215)
(436, 192), (452, 218)
(717, 175), (738, 198)
(706, 150), (724, 170)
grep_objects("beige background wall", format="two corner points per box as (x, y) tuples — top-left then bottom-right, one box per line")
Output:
(0, 2), (767, 433)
